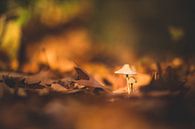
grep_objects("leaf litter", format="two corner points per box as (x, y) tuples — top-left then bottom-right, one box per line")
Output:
(0, 66), (111, 97)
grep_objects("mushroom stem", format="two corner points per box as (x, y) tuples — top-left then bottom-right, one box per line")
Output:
(125, 74), (131, 94)
(130, 83), (134, 93)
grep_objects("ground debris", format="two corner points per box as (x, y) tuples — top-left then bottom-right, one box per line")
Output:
(140, 63), (190, 96)
(0, 67), (111, 97)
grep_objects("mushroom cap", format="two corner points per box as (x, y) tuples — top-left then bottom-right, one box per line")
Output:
(115, 64), (137, 75)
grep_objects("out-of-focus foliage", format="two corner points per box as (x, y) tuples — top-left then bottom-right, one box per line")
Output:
(168, 26), (185, 42)
(0, 0), (194, 71)
(0, 0), (92, 70)
(0, 15), (29, 69)
(0, 0), (32, 69)
(34, 0), (92, 27)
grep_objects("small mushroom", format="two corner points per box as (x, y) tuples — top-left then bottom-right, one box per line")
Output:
(115, 64), (137, 94)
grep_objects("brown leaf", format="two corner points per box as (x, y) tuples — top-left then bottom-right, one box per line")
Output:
(74, 67), (111, 93)
(51, 83), (68, 92)
(25, 70), (55, 84)
(75, 67), (89, 80)
(2, 75), (25, 88)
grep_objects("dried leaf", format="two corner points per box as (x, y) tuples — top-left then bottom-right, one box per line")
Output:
(27, 81), (45, 89)
(2, 75), (25, 88)
(74, 67), (111, 93)
(51, 83), (68, 92)
(75, 67), (89, 80)
(25, 70), (55, 84)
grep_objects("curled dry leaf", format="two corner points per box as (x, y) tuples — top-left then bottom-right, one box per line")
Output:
(74, 67), (111, 93)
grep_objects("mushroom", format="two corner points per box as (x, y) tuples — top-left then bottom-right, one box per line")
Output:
(115, 64), (137, 94)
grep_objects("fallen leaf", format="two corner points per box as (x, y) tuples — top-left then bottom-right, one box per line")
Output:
(51, 83), (68, 92)
(2, 75), (25, 88)
(75, 67), (90, 80)
(74, 67), (111, 93)
(25, 70), (55, 84)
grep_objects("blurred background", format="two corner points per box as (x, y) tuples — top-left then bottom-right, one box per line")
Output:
(0, 0), (194, 72)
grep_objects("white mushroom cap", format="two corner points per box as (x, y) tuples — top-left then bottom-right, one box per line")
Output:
(115, 64), (137, 75)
